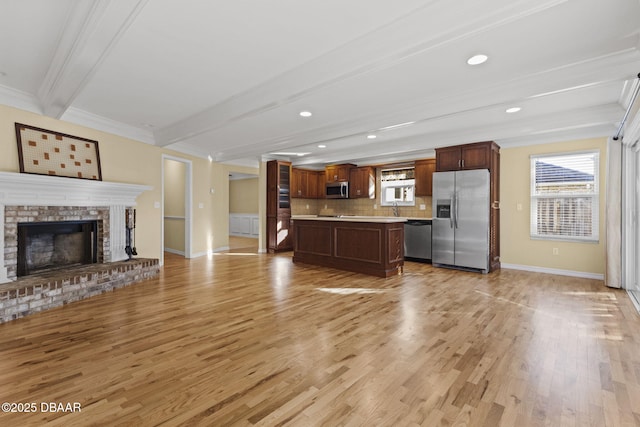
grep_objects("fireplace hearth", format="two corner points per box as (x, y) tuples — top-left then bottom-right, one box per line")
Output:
(17, 220), (98, 277)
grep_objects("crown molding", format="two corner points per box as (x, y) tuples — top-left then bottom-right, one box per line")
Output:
(61, 107), (156, 145)
(0, 85), (42, 115)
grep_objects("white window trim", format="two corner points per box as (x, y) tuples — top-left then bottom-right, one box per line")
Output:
(530, 150), (600, 243)
(380, 167), (415, 207)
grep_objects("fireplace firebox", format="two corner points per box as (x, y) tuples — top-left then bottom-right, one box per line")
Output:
(17, 221), (99, 277)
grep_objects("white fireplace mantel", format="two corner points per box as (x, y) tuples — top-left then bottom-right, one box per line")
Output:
(0, 172), (153, 283)
(0, 171), (152, 206)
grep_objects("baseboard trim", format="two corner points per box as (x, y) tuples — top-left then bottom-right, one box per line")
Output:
(190, 251), (209, 258)
(501, 263), (604, 280)
(164, 248), (185, 256)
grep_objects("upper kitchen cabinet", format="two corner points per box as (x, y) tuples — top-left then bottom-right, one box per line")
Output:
(325, 164), (356, 182)
(349, 166), (375, 199)
(414, 158), (436, 197)
(316, 170), (326, 198)
(435, 141), (499, 172)
(291, 168), (321, 199)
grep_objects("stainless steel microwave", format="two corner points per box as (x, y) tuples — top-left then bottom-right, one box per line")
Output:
(326, 181), (349, 199)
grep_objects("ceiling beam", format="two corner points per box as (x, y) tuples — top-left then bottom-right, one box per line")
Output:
(153, 0), (570, 148)
(37, 0), (149, 119)
(204, 48), (640, 163)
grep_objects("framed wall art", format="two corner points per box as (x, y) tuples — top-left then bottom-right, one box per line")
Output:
(15, 123), (103, 181)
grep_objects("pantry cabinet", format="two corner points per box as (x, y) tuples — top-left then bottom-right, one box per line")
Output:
(267, 160), (293, 252)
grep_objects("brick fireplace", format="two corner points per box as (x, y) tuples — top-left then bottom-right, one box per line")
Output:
(0, 172), (159, 322)
(0, 171), (152, 284)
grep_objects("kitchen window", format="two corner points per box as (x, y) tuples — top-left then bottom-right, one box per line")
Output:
(530, 151), (599, 242)
(380, 167), (415, 206)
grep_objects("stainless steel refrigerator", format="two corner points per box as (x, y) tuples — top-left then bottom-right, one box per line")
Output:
(432, 169), (490, 273)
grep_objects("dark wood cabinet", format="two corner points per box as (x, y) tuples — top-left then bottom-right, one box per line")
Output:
(291, 168), (322, 199)
(349, 166), (375, 199)
(435, 141), (497, 172)
(293, 218), (404, 277)
(267, 160), (293, 252)
(435, 141), (500, 271)
(325, 164), (355, 182)
(414, 158), (436, 197)
(316, 171), (326, 199)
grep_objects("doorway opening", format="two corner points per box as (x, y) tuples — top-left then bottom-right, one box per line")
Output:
(162, 155), (192, 263)
(228, 172), (259, 251)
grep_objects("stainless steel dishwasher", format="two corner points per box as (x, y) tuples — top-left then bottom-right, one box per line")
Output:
(404, 219), (432, 262)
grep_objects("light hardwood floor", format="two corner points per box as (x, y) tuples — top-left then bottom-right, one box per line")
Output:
(0, 249), (639, 426)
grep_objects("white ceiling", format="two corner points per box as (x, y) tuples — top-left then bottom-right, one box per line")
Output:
(1, 0), (639, 169)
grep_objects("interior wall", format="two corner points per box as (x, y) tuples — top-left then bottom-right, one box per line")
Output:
(163, 159), (186, 254)
(500, 137), (608, 275)
(0, 103), (231, 260)
(229, 178), (259, 214)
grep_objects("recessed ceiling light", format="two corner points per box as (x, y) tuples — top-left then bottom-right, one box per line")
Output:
(299, 111), (312, 117)
(467, 54), (488, 65)
(317, 144), (326, 148)
(367, 134), (377, 139)
(506, 107), (521, 113)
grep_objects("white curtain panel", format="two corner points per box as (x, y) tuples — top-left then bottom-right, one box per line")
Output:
(605, 138), (622, 288)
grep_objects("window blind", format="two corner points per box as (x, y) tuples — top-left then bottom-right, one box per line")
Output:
(530, 151), (599, 241)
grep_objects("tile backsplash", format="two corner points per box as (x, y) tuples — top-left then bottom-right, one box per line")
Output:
(291, 196), (432, 218)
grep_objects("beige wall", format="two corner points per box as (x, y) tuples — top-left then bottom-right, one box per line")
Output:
(229, 177), (259, 214)
(500, 137), (607, 275)
(0, 104), (259, 260)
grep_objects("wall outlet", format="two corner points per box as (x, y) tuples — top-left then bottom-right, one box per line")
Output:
(517, 203), (523, 211)
(420, 204), (426, 210)
(552, 248), (559, 255)
(198, 202), (204, 209)
(305, 204), (309, 209)
(373, 204), (377, 209)
(154, 201), (160, 209)
(324, 204), (328, 209)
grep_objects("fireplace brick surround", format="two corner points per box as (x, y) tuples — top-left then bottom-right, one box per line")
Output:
(0, 171), (157, 323)
(5, 205), (110, 280)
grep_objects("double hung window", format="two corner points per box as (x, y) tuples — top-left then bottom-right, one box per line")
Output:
(530, 151), (599, 242)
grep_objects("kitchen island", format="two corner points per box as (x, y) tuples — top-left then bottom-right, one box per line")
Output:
(291, 216), (406, 277)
